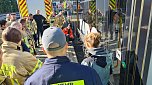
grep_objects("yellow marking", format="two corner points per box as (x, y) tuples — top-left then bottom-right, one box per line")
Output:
(52, 80), (85, 85)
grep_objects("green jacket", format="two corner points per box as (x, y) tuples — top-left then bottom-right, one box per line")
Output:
(26, 20), (37, 35)
(53, 15), (65, 28)
(1, 41), (42, 85)
(22, 29), (36, 54)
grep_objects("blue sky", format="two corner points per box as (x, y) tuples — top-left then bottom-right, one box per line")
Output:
(17, 0), (46, 16)
(27, 0), (46, 16)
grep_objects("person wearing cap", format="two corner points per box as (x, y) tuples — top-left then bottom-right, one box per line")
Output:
(24, 27), (103, 85)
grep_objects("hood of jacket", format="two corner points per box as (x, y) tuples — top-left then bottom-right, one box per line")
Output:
(87, 47), (107, 56)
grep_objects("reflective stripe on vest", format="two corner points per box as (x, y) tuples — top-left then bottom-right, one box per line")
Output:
(52, 80), (85, 85)
(27, 22), (36, 35)
(23, 36), (35, 54)
(1, 64), (20, 85)
(30, 48), (34, 54)
(29, 59), (42, 75)
(23, 37), (30, 48)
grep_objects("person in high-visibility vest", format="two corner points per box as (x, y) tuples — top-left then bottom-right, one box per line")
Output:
(0, 20), (7, 45)
(0, 49), (6, 85)
(0, 27), (42, 85)
(19, 19), (36, 55)
(26, 14), (38, 48)
(53, 11), (66, 28)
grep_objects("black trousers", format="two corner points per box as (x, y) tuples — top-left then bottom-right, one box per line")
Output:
(33, 34), (37, 46)
(37, 30), (43, 45)
(37, 25), (44, 45)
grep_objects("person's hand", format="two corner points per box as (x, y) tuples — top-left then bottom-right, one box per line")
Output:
(63, 20), (66, 23)
(66, 34), (69, 36)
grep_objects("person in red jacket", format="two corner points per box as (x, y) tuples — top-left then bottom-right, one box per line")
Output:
(62, 23), (74, 42)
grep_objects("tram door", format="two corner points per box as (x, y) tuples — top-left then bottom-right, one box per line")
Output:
(121, 0), (152, 85)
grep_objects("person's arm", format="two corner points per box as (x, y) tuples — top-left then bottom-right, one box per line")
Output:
(23, 54), (42, 75)
(81, 58), (93, 66)
(33, 15), (36, 20)
(53, 16), (58, 27)
(69, 28), (74, 39)
(63, 28), (69, 37)
(41, 15), (46, 22)
(33, 20), (37, 34)
(10, 53), (42, 85)
(21, 41), (30, 52)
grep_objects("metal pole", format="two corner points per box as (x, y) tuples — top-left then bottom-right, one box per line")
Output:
(9, 0), (12, 12)
(76, 0), (79, 29)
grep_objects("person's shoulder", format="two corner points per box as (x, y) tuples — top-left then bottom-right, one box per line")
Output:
(25, 66), (44, 85)
(75, 62), (99, 76)
(21, 51), (35, 59)
(40, 15), (45, 18)
(69, 61), (94, 71)
(81, 57), (95, 66)
(33, 15), (36, 17)
(40, 14), (44, 16)
(32, 19), (36, 22)
(91, 27), (98, 33)
(24, 72), (38, 85)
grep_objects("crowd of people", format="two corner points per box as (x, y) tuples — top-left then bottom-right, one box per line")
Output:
(0, 8), (113, 85)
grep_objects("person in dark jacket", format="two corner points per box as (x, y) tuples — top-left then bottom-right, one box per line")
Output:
(25, 27), (103, 85)
(81, 33), (113, 85)
(33, 10), (46, 46)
